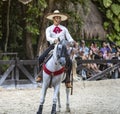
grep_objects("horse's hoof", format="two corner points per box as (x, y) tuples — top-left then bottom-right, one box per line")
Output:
(66, 108), (70, 112)
(66, 104), (70, 112)
(57, 108), (61, 112)
(51, 104), (56, 114)
(37, 105), (43, 114)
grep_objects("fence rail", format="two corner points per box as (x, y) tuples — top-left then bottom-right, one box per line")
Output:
(77, 59), (120, 64)
(76, 59), (120, 81)
(0, 59), (39, 86)
(0, 58), (120, 86)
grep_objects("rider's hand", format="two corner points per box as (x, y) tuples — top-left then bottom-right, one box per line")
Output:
(54, 39), (59, 44)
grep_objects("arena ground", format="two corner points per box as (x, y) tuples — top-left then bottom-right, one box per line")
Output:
(0, 79), (120, 114)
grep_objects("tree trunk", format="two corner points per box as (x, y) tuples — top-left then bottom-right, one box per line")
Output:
(25, 32), (34, 59)
(4, 0), (11, 52)
(37, 0), (55, 56)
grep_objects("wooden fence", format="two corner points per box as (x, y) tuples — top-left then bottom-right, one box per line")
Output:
(76, 59), (120, 81)
(0, 59), (39, 86)
(0, 53), (120, 86)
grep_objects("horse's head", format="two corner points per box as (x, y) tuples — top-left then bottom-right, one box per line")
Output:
(55, 40), (68, 66)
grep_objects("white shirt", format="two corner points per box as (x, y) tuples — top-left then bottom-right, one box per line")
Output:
(46, 24), (74, 44)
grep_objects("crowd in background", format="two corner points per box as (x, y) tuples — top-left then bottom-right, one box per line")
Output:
(70, 40), (120, 80)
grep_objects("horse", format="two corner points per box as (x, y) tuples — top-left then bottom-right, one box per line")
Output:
(37, 39), (71, 114)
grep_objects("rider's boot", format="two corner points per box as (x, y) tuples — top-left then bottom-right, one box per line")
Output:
(65, 73), (72, 88)
(65, 82), (72, 88)
(36, 63), (43, 82)
(36, 70), (42, 82)
(65, 58), (72, 88)
(36, 44), (54, 83)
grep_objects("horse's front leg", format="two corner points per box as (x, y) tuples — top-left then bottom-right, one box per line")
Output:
(51, 84), (60, 114)
(37, 83), (48, 114)
(66, 87), (70, 112)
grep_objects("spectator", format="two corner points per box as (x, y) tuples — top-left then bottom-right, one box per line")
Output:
(94, 50), (107, 71)
(79, 40), (89, 58)
(104, 51), (113, 67)
(87, 49), (101, 72)
(100, 41), (112, 59)
(110, 43), (117, 54)
(111, 51), (120, 78)
(116, 46), (120, 53)
(90, 42), (99, 54)
(78, 45), (88, 80)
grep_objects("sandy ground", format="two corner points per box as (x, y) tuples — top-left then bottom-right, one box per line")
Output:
(0, 79), (120, 114)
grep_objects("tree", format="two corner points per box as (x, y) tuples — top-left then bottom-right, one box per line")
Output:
(92, 0), (120, 46)
(1, 0), (114, 59)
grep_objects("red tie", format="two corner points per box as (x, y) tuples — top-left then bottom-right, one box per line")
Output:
(53, 26), (62, 34)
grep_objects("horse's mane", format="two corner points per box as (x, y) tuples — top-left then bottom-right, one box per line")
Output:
(60, 39), (68, 45)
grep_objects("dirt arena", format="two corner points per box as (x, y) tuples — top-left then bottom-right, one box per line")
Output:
(0, 79), (120, 114)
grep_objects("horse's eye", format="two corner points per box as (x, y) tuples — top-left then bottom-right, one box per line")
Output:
(58, 45), (62, 50)
(58, 47), (61, 50)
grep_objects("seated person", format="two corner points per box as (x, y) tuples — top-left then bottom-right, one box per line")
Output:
(87, 49), (101, 73)
(90, 42), (99, 54)
(94, 50), (108, 71)
(79, 40), (89, 58)
(100, 41), (112, 58)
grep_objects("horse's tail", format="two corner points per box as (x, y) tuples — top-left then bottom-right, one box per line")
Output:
(71, 71), (73, 95)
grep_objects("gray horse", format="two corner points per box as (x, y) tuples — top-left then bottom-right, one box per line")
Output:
(37, 40), (71, 114)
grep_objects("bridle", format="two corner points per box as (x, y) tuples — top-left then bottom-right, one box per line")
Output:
(56, 40), (68, 66)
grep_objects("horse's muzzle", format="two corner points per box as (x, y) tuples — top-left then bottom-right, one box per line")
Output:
(58, 57), (66, 66)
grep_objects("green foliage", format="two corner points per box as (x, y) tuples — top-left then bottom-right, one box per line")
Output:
(107, 33), (120, 45)
(93, 0), (120, 46)
(38, 0), (47, 8)
(111, 4), (120, 16)
(26, 24), (39, 35)
(103, 0), (112, 8)
(26, 0), (47, 35)
(65, 0), (88, 40)
(106, 9), (113, 19)
(7, 0), (24, 52)
(103, 22), (109, 30)
(0, 56), (10, 71)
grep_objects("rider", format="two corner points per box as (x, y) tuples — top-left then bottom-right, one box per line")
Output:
(36, 10), (76, 88)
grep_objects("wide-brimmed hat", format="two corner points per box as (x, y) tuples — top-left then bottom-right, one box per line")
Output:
(45, 10), (69, 21)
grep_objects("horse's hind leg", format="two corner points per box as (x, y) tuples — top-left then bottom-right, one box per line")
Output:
(66, 88), (70, 112)
(57, 91), (61, 112)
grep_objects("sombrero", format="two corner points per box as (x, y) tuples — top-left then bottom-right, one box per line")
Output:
(46, 10), (69, 21)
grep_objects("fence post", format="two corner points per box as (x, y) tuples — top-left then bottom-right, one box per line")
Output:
(115, 69), (119, 79)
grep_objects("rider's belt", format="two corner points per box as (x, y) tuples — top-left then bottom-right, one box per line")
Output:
(43, 64), (65, 76)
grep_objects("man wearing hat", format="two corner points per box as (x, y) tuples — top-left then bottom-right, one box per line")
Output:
(36, 10), (76, 88)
